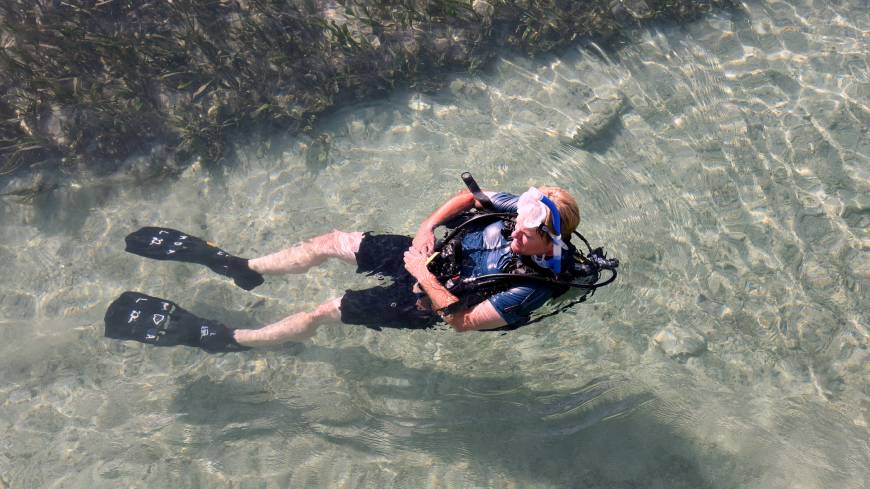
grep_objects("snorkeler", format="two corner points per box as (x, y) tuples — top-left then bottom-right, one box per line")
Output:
(105, 174), (618, 353)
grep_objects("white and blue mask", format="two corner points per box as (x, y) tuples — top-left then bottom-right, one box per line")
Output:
(515, 187), (566, 273)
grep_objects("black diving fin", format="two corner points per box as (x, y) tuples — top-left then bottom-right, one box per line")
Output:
(104, 291), (250, 353)
(124, 227), (264, 290)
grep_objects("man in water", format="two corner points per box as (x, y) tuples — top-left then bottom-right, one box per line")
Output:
(106, 184), (582, 352)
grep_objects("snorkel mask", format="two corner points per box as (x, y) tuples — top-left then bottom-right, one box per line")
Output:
(516, 187), (566, 273)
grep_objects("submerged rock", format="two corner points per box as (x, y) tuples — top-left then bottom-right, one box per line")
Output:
(612, 0), (654, 21)
(472, 0), (495, 20)
(653, 324), (707, 360)
(566, 93), (629, 148)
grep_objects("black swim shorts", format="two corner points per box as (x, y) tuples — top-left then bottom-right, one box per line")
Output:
(339, 233), (439, 330)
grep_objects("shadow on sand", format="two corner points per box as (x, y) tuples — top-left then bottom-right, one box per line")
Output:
(171, 344), (745, 488)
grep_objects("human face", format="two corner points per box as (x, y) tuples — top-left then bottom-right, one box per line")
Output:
(509, 226), (553, 256)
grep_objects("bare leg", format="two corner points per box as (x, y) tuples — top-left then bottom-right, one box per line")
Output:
(233, 298), (342, 347)
(248, 230), (364, 275)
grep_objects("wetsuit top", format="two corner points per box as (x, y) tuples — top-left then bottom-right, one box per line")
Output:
(458, 192), (568, 327)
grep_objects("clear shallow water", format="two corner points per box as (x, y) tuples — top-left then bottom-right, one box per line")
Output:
(1, 1), (868, 487)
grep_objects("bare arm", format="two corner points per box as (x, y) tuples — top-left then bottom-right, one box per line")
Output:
(404, 248), (508, 331)
(412, 190), (489, 254)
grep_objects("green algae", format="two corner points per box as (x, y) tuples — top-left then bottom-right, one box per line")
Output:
(0, 0), (735, 181)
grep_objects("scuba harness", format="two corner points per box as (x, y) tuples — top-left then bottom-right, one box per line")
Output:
(426, 173), (620, 328)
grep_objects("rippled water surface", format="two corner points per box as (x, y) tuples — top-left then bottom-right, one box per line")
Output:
(1, 1), (868, 488)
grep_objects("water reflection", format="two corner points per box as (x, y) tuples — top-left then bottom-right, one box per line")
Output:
(0, 0), (867, 487)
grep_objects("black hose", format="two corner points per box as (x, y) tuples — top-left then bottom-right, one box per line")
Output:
(457, 267), (617, 291)
(572, 230), (594, 255)
(433, 212), (515, 253)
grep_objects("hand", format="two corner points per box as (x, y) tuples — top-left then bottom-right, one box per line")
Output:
(411, 225), (435, 255)
(403, 247), (432, 280)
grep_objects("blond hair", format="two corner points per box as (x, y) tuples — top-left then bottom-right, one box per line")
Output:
(538, 186), (580, 240)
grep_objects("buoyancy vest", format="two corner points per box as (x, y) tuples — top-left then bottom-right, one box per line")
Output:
(427, 210), (618, 329)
